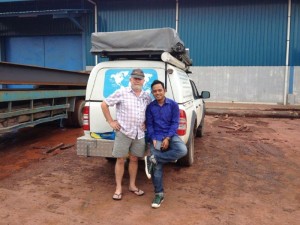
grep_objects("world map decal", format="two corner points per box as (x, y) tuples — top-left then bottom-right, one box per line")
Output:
(103, 68), (158, 97)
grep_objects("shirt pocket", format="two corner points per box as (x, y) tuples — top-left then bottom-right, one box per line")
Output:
(139, 98), (149, 111)
(162, 106), (172, 123)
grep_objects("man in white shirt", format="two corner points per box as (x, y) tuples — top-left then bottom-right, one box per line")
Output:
(101, 69), (152, 200)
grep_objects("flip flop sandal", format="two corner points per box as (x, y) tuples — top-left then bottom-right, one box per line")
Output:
(129, 189), (144, 196)
(112, 193), (122, 200)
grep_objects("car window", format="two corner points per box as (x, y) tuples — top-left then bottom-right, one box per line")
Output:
(190, 80), (200, 99)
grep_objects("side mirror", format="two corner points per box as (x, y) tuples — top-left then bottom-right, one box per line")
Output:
(200, 91), (210, 99)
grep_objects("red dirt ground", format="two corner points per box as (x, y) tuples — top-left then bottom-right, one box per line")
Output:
(0, 115), (299, 225)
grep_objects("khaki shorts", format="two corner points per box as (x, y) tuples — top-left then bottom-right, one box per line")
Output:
(112, 131), (146, 158)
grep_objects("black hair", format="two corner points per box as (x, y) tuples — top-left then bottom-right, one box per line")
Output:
(151, 80), (165, 89)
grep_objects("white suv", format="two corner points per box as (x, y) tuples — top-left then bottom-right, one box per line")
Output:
(76, 28), (210, 166)
(77, 59), (210, 166)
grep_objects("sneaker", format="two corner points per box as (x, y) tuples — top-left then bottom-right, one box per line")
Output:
(144, 156), (153, 179)
(151, 195), (164, 208)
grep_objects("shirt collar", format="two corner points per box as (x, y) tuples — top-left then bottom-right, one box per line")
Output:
(153, 97), (170, 105)
(128, 86), (146, 97)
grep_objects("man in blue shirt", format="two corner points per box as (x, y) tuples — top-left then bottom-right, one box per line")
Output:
(145, 79), (187, 208)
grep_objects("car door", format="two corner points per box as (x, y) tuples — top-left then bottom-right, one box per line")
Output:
(190, 80), (203, 128)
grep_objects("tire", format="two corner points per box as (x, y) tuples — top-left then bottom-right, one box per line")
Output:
(196, 106), (206, 137)
(196, 120), (204, 137)
(178, 127), (195, 166)
(71, 99), (85, 128)
(65, 112), (74, 127)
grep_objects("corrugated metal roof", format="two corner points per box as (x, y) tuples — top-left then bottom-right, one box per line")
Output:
(0, 9), (89, 17)
(0, 16), (83, 36)
(0, 0), (32, 2)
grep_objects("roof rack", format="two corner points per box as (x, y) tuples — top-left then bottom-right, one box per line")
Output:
(90, 28), (192, 68)
(99, 50), (164, 60)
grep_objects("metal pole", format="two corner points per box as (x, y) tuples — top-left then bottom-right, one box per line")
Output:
(176, 0), (179, 32)
(87, 0), (98, 66)
(284, 0), (291, 105)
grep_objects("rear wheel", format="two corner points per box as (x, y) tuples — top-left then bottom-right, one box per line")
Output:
(178, 127), (195, 166)
(196, 106), (206, 137)
(196, 120), (204, 137)
(71, 99), (85, 127)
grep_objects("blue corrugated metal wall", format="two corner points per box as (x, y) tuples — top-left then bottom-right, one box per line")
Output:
(6, 36), (83, 70)
(96, 0), (300, 67)
(1, 0), (299, 67)
(98, 0), (175, 32)
(291, 0), (300, 66)
(84, 12), (95, 66)
(0, 0), (93, 69)
(180, 0), (287, 66)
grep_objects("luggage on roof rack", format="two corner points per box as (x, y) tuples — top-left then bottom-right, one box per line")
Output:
(90, 28), (192, 66)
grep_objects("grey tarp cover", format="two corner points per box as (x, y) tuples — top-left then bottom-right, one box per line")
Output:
(90, 28), (185, 54)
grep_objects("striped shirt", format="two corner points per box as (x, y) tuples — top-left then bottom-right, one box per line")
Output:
(104, 87), (152, 139)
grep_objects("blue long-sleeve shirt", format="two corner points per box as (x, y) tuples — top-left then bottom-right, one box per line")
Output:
(146, 98), (179, 141)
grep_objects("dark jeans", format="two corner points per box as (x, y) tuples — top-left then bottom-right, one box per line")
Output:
(150, 136), (187, 195)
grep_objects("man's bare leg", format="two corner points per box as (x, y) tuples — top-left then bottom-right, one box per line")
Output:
(128, 156), (138, 190)
(115, 158), (125, 194)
